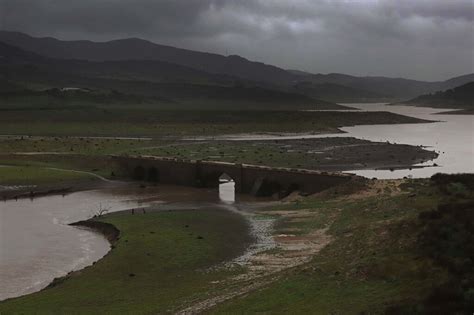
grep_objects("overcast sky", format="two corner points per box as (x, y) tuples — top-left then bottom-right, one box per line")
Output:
(1, 0), (473, 81)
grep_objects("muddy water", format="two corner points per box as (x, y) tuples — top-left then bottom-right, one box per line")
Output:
(0, 182), (268, 301)
(0, 184), (150, 300)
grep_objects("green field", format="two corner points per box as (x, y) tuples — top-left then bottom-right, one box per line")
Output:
(0, 154), (118, 181)
(0, 165), (97, 185)
(0, 136), (157, 155)
(0, 102), (429, 137)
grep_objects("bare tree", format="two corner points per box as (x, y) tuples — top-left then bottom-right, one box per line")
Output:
(93, 203), (110, 217)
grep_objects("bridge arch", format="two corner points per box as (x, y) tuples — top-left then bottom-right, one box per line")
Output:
(251, 177), (282, 197)
(197, 164), (242, 193)
(287, 183), (300, 195)
(219, 173), (234, 183)
(133, 166), (146, 180)
(147, 167), (160, 182)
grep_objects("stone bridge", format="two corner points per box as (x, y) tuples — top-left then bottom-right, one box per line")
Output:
(112, 155), (358, 196)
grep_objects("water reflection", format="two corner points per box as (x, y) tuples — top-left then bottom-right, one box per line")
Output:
(338, 103), (474, 178)
(0, 186), (155, 301)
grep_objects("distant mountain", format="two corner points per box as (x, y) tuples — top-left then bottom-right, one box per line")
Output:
(287, 69), (313, 76)
(1, 31), (472, 102)
(291, 81), (388, 103)
(402, 82), (474, 109)
(0, 31), (294, 85)
(442, 74), (474, 89)
(295, 72), (474, 99)
(0, 40), (237, 85)
(0, 42), (341, 110)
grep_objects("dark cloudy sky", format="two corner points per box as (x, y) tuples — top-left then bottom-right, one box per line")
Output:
(1, 0), (473, 81)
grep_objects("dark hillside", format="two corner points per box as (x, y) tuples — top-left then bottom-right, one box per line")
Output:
(0, 31), (294, 85)
(0, 42), (340, 110)
(402, 82), (474, 109)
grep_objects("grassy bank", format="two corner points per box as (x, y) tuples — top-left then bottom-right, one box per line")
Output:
(0, 165), (97, 186)
(0, 208), (252, 314)
(208, 177), (473, 313)
(0, 154), (117, 179)
(0, 136), (158, 155)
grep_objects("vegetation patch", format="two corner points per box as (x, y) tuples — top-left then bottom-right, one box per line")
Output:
(0, 165), (96, 186)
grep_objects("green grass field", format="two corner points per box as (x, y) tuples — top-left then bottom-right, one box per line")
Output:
(0, 154), (117, 180)
(0, 209), (251, 314)
(0, 136), (158, 155)
(0, 165), (97, 185)
(0, 106), (429, 137)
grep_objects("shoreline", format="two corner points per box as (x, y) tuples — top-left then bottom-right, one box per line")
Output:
(0, 217), (121, 303)
(44, 220), (121, 290)
(0, 180), (113, 201)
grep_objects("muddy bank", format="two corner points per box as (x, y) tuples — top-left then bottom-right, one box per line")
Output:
(44, 220), (120, 290)
(436, 108), (474, 115)
(70, 220), (120, 244)
(0, 179), (112, 201)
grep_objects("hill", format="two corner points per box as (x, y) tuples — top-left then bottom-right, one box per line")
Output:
(2, 31), (472, 102)
(291, 81), (388, 103)
(0, 42), (340, 110)
(294, 72), (474, 99)
(402, 82), (474, 111)
(0, 31), (294, 85)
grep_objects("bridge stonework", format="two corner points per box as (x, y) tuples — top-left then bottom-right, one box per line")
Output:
(112, 155), (357, 196)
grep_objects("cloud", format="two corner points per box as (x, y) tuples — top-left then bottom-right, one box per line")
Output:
(1, 0), (472, 80)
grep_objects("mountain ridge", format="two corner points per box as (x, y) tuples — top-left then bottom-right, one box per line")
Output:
(0, 41), (341, 110)
(1, 31), (473, 101)
(0, 31), (294, 85)
(402, 81), (474, 110)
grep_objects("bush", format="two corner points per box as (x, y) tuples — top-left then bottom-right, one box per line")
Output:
(413, 199), (474, 313)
